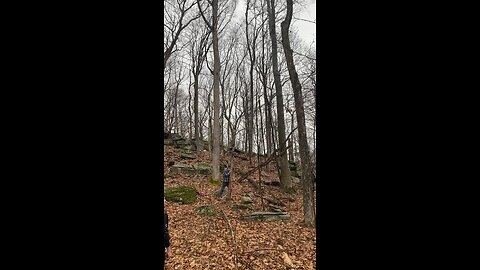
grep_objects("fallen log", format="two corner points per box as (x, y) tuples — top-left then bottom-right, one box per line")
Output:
(237, 128), (297, 184)
(254, 194), (285, 206)
(220, 210), (238, 270)
(241, 212), (291, 222)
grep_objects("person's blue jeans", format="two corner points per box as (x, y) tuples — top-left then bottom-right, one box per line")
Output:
(219, 181), (229, 196)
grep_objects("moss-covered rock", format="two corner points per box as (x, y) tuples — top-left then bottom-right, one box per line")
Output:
(181, 145), (195, 151)
(241, 212), (292, 222)
(195, 163), (212, 175)
(180, 152), (197, 160)
(209, 177), (222, 186)
(196, 204), (216, 216)
(171, 163), (195, 174)
(171, 134), (183, 141)
(291, 170), (300, 178)
(165, 185), (197, 204)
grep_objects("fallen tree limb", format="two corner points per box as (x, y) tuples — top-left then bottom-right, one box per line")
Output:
(237, 144), (292, 184)
(254, 194), (285, 206)
(237, 128), (297, 186)
(221, 210), (238, 270)
(246, 178), (260, 189)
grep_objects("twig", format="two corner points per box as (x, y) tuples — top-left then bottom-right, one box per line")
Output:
(254, 193), (286, 207)
(293, 17), (316, 24)
(221, 210), (238, 270)
(237, 145), (291, 183)
(292, 50), (316, 61)
(237, 128), (296, 184)
(241, 248), (282, 254)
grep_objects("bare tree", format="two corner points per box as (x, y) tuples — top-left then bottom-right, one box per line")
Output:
(281, 0), (315, 226)
(164, 0), (200, 77)
(220, 25), (246, 154)
(187, 19), (212, 153)
(255, 0), (273, 159)
(267, 0), (291, 191)
(198, 0), (222, 180)
(245, 0), (262, 161)
(164, 54), (188, 133)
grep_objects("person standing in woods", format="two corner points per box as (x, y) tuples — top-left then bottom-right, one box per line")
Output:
(219, 165), (231, 196)
(163, 199), (171, 267)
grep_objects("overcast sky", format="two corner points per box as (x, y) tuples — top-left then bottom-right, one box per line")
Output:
(294, 0), (316, 46)
(233, 0), (316, 46)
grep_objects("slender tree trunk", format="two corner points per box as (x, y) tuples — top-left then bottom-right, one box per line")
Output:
(259, 88), (265, 157)
(281, 0), (315, 226)
(188, 77), (193, 139)
(263, 84), (272, 156)
(211, 0), (221, 181)
(243, 92), (249, 152)
(260, 7), (272, 159)
(267, 0), (291, 191)
(245, 0), (255, 161)
(194, 73), (202, 153)
(288, 104), (294, 161)
(220, 110), (224, 155)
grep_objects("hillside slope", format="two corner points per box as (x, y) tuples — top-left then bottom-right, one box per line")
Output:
(163, 144), (316, 270)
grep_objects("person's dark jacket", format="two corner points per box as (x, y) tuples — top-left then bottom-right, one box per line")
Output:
(164, 212), (170, 248)
(223, 168), (230, 184)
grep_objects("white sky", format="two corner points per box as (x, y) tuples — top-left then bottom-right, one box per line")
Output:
(232, 0), (316, 46)
(294, 0), (316, 46)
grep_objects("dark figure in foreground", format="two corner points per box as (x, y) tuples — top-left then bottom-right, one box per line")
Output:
(162, 203), (170, 268)
(219, 165), (231, 196)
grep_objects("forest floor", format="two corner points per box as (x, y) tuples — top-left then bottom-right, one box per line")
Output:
(164, 145), (316, 270)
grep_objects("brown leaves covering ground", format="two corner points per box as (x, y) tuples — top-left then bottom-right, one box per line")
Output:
(164, 146), (316, 270)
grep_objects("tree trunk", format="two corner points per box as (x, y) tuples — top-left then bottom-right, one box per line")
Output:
(194, 73), (202, 153)
(188, 79), (193, 139)
(260, 9), (272, 159)
(288, 104), (295, 161)
(281, 0), (315, 226)
(211, 0), (221, 181)
(243, 91), (249, 152)
(245, 0), (254, 160)
(258, 89), (265, 157)
(267, 0), (291, 192)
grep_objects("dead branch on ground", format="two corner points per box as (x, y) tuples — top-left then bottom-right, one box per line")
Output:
(221, 210), (238, 270)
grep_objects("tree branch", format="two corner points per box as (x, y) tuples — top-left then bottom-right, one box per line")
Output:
(197, 0), (213, 30)
(293, 17), (316, 24)
(220, 210), (238, 270)
(237, 142), (293, 183)
(292, 49), (316, 61)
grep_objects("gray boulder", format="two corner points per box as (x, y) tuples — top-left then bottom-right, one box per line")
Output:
(171, 163), (195, 174)
(241, 196), (254, 204)
(180, 152), (197, 160)
(194, 163), (212, 175)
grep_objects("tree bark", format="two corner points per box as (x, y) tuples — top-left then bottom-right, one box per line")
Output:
(267, 0), (291, 192)
(194, 73), (202, 153)
(211, 0), (221, 181)
(280, 0), (315, 227)
(259, 8), (272, 159)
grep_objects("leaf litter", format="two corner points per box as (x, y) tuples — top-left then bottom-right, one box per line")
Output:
(164, 145), (316, 269)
